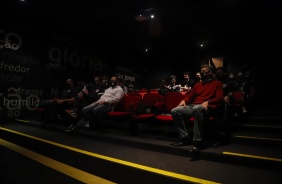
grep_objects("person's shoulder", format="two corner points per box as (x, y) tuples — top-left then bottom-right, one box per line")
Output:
(213, 79), (223, 84)
(114, 85), (123, 90)
(193, 82), (201, 87)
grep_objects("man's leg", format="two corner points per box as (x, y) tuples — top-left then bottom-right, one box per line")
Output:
(171, 105), (193, 146)
(82, 102), (98, 125)
(91, 103), (111, 129)
(190, 104), (207, 154)
(192, 104), (206, 142)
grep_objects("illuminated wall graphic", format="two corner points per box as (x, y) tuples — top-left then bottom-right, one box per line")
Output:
(0, 29), (138, 119)
(211, 57), (223, 68)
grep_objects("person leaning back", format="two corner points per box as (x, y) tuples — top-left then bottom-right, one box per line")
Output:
(171, 65), (224, 153)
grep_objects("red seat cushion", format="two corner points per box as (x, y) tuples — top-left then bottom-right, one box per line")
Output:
(155, 114), (173, 122)
(107, 111), (130, 117)
(189, 116), (215, 122)
(134, 113), (156, 120)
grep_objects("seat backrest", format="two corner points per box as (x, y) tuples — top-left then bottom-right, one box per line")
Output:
(164, 92), (185, 112)
(142, 93), (165, 107)
(233, 91), (244, 105)
(113, 95), (142, 112)
(127, 92), (143, 99)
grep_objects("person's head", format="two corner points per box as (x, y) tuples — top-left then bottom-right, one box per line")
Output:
(196, 72), (201, 80)
(169, 75), (176, 84)
(66, 78), (74, 87)
(110, 75), (119, 87)
(93, 76), (100, 85)
(215, 67), (225, 77)
(183, 72), (190, 80)
(228, 72), (235, 80)
(200, 65), (214, 82)
(102, 75), (109, 86)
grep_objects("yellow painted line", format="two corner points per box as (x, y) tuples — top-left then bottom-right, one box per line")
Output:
(15, 119), (30, 123)
(0, 138), (115, 184)
(242, 124), (282, 129)
(223, 152), (282, 162)
(236, 135), (282, 142)
(0, 127), (219, 184)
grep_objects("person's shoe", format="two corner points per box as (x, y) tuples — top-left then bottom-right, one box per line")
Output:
(65, 109), (77, 119)
(65, 124), (77, 132)
(83, 120), (90, 128)
(189, 141), (204, 153)
(242, 107), (248, 114)
(171, 135), (191, 146)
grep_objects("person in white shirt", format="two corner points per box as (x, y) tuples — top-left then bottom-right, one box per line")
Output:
(81, 75), (124, 131)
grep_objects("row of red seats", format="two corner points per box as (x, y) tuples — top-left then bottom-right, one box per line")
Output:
(106, 92), (223, 135)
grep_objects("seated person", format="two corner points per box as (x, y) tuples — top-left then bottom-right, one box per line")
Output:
(158, 77), (170, 96)
(167, 75), (181, 93)
(66, 75), (124, 132)
(179, 72), (195, 93)
(170, 65), (224, 153)
(195, 72), (202, 83)
(158, 75), (180, 96)
(64, 75), (106, 131)
(222, 72), (238, 120)
(39, 78), (77, 123)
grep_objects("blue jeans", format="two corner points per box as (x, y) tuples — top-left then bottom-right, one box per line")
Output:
(82, 102), (111, 127)
(171, 104), (208, 142)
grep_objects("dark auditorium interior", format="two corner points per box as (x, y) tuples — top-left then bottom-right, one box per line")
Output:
(1, 0), (282, 183)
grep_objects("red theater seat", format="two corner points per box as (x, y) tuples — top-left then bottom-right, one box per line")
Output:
(134, 93), (165, 121)
(106, 95), (142, 133)
(155, 92), (185, 122)
(127, 92), (143, 99)
(107, 95), (142, 118)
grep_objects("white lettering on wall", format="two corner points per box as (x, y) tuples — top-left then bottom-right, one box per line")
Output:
(0, 62), (31, 74)
(0, 30), (22, 50)
(2, 87), (42, 117)
(47, 46), (105, 71)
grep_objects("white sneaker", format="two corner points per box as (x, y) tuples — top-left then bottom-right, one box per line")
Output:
(83, 120), (90, 128)
(242, 107), (248, 114)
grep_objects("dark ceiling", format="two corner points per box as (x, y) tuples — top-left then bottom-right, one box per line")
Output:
(2, 0), (282, 62)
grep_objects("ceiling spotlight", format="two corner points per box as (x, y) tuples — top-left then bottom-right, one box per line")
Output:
(135, 8), (157, 22)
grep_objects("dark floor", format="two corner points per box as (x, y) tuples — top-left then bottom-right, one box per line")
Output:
(0, 113), (282, 184)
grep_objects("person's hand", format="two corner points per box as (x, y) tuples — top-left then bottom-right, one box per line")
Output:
(202, 101), (209, 110)
(224, 96), (230, 105)
(178, 100), (186, 106)
(82, 88), (88, 95)
(98, 100), (106, 105)
(58, 99), (64, 104)
(77, 92), (84, 98)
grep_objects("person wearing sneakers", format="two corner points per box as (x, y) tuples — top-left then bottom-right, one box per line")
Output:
(66, 75), (124, 132)
(64, 75), (105, 131)
(39, 78), (77, 124)
(170, 65), (224, 153)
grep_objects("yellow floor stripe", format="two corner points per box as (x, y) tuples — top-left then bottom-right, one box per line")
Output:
(15, 119), (30, 123)
(0, 127), (219, 184)
(236, 135), (282, 142)
(0, 138), (115, 184)
(223, 152), (282, 162)
(243, 124), (282, 129)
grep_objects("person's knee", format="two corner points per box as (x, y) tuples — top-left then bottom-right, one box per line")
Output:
(171, 108), (177, 114)
(193, 105), (204, 112)
(82, 108), (89, 116)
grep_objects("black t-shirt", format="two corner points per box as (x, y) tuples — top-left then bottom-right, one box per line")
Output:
(60, 86), (77, 99)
